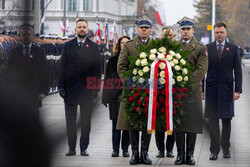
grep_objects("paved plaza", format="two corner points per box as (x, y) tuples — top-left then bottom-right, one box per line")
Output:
(40, 61), (250, 167)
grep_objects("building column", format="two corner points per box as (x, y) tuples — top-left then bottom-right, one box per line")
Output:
(34, 0), (41, 34)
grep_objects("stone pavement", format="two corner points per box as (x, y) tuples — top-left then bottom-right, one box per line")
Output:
(40, 63), (250, 167)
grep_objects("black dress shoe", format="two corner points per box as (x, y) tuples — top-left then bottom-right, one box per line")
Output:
(66, 150), (76, 156)
(223, 150), (230, 158)
(111, 150), (119, 157)
(156, 151), (164, 158)
(209, 153), (218, 160)
(175, 154), (185, 165)
(123, 150), (130, 157)
(129, 152), (139, 165)
(141, 152), (152, 165)
(167, 151), (175, 158)
(80, 150), (89, 156)
(186, 155), (195, 165)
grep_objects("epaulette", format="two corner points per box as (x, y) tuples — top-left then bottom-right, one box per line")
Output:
(197, 41), (205, 47)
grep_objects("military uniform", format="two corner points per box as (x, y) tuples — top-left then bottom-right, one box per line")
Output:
(174, 17), (208, 165)
(117, 16), (152, 165)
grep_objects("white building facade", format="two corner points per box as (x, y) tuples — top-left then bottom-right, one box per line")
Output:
(0, 0), (138, 38)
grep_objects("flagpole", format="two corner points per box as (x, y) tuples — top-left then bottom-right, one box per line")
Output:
(63, 0), (66, 37)
(212, 0), (216, 42)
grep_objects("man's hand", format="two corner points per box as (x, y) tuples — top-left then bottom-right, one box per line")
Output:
(59, 88), (65, 98)
(39, 94), (46, 99)
(234, 92), (240, 100)
(202, 93), (205, 100)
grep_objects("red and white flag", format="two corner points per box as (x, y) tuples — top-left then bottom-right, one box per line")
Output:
(40, 15), (45, 25)
(60, 19), (70, 33)
(155, 10), (166, 26)
(94, 22), (102, 44)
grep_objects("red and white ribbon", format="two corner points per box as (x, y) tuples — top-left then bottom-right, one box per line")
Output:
(147, 58), (173, 135)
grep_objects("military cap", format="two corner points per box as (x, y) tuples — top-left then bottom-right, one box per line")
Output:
(136, 16), (152, 28)
(177, 16), (195, 28)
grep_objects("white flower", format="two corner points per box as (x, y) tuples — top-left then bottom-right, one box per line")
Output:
(173, 58), (179, 64)
(158, 53), (165, 60)
(172, 78), (175, 85)
(176, 76), (183, 82)
(133, 68), (138, 75)
(166, 54), (173, 61)
(141, 59), (148, 66)
(160, 71), (165, 78)
(184, 76), (188, 81)
(170, 61), (175, 67)
(139, 78), (145, 83)
(138, 70), (144, 76)
(182, 68), (188, 75)
(149, 54), (156, 60)
(180, 59), (186, 65)
(175, 53), (182, 59)
(159, 47), (166, 53)
(143, 66), (150, 73)
(159, 78), (165, 84)
(140, 52), (147, 59)
(132, 76), (137, 82)
(169, 50), (176, 56)
(135, 59), (141, 66)
(159, 62), (166, 70)
(150, 48), (157, 54)
(174, 65), (181, 71)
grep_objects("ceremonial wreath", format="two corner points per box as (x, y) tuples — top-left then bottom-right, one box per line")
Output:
(121, 36), (195, 134)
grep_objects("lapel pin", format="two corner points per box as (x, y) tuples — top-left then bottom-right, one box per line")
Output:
(226, 47), (230, 51)
(29, 54), (34, 58)
(86, 44), (89, 48)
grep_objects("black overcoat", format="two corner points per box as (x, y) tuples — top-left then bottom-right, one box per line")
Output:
(205, 41), (242, 119)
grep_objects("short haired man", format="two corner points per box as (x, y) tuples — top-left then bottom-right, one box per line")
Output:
(204, 22), (242, 160)
(174, 17), (208, 165)
(58, 18), (101, 156)
(5, 23), (48, 119)
(117, 16), (153, 165)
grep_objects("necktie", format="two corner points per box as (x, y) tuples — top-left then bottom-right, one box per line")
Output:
(183, 42), (187, 46)
(24, 46), (29, 56)
(79, 42), (84, 47)
(218, 43), (223, 58)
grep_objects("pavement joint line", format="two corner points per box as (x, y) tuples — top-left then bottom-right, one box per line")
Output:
(155, 157), (163, 167)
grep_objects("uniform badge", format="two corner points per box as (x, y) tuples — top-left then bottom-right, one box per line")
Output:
(29, 54), (34, 58)
(86, 44), (89, 48)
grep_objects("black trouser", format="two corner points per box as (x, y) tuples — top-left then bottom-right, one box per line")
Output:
(112, 119), (130, 151)
(129, 130), (151, 154)
(155, 130), (175, 153)
(65, 103), (92, 151)
(175, 132), (196, 157)
(209, 117), (231, 154)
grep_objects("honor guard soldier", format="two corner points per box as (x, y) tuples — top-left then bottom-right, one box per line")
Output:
(174, 17), (208, 165)
(117, 16), (153, 165)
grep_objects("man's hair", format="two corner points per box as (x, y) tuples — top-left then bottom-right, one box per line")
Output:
(76, 18), (88, 24)
(19, 23), (34, 32)
(214, 22), (227, 29)
(162, 26), (174, 32)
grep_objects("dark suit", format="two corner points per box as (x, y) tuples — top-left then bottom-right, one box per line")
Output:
(205, 41), (242, 154)
(5, 44), (48, 119)
(155, 130), (175, 153)
(58, 37), (101, 152)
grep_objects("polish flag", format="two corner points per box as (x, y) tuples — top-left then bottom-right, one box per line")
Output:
(94, 22), (102, 44)
(155, 10), (166, 26)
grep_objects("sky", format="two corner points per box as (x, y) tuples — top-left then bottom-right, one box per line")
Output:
(158, 0), (198, 25)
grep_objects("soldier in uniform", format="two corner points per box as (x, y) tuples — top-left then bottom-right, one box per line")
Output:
(174, 17), (208, 165)
(117, 16), (152, 165)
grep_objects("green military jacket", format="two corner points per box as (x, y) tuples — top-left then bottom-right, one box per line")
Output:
(117, 35), (150, 130)
(176, 37), (208, 133)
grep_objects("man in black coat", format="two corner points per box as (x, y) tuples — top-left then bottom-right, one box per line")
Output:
(58, 18), (101, 156)
(5, 24), (48, 120)
(203, 22), (242, 160)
